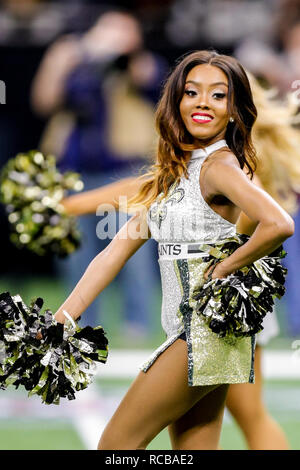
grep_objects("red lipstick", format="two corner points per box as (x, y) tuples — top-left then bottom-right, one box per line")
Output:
(191, 112), (214, 123)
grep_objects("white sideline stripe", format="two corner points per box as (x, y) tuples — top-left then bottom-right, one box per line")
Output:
(96, 349), (300, 379)
(263, 351), (300, 379)
(71, 384), (107, 450)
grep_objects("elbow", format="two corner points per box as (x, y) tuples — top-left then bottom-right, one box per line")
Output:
(284, 220), (295, 238)
(31, 93), (57, 117)
(30, 82), (62, 117)
(260, 216), (295, 241)
(275, 217), (295, 239)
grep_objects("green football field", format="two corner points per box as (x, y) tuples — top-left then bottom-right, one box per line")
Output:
(0, 378), (299, 450)
(0, 275), (299, 450)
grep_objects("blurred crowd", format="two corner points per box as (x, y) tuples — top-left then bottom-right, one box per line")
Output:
(1, 0), (300, 336)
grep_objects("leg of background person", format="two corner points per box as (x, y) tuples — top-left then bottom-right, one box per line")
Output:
(283, 207), (300, 336)
(98, 338), (228, 450)
(168, 383), (228, 450)
(225, 345), (290, 450)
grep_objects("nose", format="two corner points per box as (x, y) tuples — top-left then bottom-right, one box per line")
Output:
(196, 93), (210, 109)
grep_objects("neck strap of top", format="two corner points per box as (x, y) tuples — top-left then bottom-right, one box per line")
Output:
(191, 139), (228, 160)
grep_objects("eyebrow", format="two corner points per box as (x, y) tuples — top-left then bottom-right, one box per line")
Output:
(185, 80), (228, 87)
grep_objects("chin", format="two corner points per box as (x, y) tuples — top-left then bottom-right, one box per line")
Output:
(192, 132), (216, 141)
(194, 129), (226, 141)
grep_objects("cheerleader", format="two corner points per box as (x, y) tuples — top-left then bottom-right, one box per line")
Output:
(54, 50), (294, 449)
(61, 70), (300, 451)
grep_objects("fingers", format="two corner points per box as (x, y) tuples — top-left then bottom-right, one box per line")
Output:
(36, 331), (43, 340)
(204, 264), (215, 280)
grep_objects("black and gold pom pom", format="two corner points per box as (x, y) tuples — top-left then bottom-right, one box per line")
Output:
(0, 292), (109, 405)
(0, 150), (83, 257)
(194, 234), (287, 338)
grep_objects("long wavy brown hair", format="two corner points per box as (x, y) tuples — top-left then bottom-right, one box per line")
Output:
(129, 50), (258, 209)
(249, 71), (300, 214)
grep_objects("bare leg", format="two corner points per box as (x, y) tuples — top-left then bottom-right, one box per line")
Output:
(168, 383), (229, 450)
(98, 338), (228, 450)
(226, 345), (290, 450)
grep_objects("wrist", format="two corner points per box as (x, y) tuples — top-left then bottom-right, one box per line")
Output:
(54, 310), (77, 328)
(60, 196), (75, 215)
(54, 310), (66, 324)
(212, 261), (233, 279)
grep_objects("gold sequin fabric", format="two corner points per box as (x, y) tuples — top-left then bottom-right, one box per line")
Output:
(141, 237), (255, 386)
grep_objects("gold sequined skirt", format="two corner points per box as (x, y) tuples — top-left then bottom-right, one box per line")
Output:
(140, 235), (256, 386)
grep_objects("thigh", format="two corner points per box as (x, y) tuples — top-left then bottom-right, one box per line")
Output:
(168, 384), (229, 450)
(98, 338), (218, 450)
(225, 345), (263, 420)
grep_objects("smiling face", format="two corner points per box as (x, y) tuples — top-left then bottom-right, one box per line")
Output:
(179, 64), (231, 146)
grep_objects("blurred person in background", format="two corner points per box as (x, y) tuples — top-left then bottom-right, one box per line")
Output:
(31, 10), (167, 335)
(234, 0), (300, 95)
(225, 72), (300, 450)
(61, 72), (300, 449)
(235, 0), (300, 337)
(234, 0), (300, 96)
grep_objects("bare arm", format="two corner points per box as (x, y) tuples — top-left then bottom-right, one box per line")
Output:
(54, 212), (150, 323)
(236, 210), (258, 237)
(31, 37), (82, 116)
(61, 177), (144, 215)
(235, 173), (264, 236)
(206, 154), (294, 279)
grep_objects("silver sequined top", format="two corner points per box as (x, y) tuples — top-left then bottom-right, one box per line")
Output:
(147, 139), (237, 338)
(148, 139), (236, 244)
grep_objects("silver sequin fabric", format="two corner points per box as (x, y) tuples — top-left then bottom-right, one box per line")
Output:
(140, 140), (255, 385)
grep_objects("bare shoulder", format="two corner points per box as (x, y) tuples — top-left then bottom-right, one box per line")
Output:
(208, 150), (260, 184)
(204, 149), (242, 175)
(202, 149), (256, 198)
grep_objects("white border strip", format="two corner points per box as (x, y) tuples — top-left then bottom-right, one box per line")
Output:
(96, 349), (300, 380)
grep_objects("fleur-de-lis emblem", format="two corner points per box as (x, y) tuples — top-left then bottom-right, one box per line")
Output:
(149, 182), (185, 228)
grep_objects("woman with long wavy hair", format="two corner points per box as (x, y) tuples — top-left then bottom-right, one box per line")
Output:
(55, 50), (294, 449)
(62, 71), (300, 450)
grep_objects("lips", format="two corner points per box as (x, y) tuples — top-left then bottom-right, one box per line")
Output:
(191, 113), (214, 123)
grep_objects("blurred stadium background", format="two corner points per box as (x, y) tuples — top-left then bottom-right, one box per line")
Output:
(0, 0), (300, 450)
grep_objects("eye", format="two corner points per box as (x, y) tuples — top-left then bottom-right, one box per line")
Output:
(213, 92), (226, 99)
(184, 89), (197, 97)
